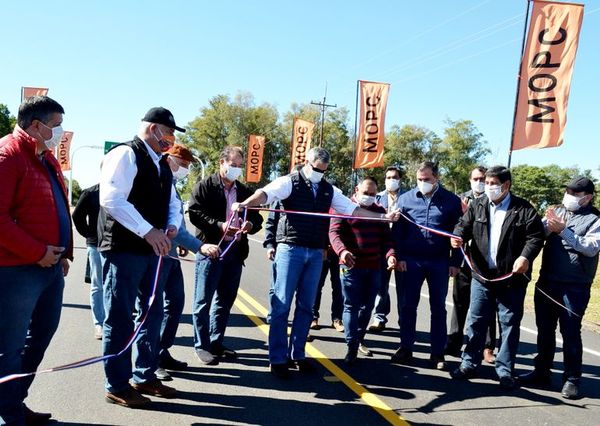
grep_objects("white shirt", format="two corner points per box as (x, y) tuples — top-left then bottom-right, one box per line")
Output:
(261, 175), (358, 216)
(488, 193), (511, 269)
(99, 139), (182, 238)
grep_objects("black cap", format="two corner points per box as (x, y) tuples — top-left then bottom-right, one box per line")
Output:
(566, 176), (595, 194)
(142, 107), (185, 133)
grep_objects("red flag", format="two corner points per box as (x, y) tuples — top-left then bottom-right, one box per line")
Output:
(512, 0), (584, 151)
(246, 135), (266, 183)
(353, 80), (390, 169)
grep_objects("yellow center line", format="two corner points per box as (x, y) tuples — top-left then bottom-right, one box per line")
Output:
(234, 288), (409, 426)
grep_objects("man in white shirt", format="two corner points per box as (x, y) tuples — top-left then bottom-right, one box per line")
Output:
(233, 147), (400, 378)
(99, 107), (184, 407)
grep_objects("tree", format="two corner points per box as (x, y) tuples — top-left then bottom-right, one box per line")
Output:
(438, 119), (490, 194)
(0, 104), (16, 137)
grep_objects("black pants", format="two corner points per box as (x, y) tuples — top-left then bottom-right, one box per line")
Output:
(447, 265), (496, 351)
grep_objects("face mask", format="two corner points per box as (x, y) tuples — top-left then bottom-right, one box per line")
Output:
(40, 123), (63, 150)
(417, 181), (434, 195)
(225, 165), (242, 181)
(485, 184), (504, 202)
(562, 193), (583, 211)
(471, 180), (485, 194)
(357, 194), (375, 207)
(155, 127), (175, 152)
(385, 179), (400, 192)
(305, 167), (324, 184)
(172, 165), (189, 180)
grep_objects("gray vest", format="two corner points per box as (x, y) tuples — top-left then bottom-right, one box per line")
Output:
(540, 205), (599, 284)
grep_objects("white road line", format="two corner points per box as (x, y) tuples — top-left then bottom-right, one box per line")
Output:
(247, 238), (600, 358)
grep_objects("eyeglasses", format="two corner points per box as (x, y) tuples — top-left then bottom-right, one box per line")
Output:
(310, 164), (327, 174)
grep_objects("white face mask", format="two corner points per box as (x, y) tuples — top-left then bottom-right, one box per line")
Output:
(41, 123), (63, 150)
(305, 166), (324, 184)
(471, 180), (485, 194)
(172, 165), (189, 180)
(357, 194), (375, 207)
(485, 184), (504, 202)
(385, 179), (400, 192)
(562, 193), (583, 211)
(225, 165), (242, 181)
(417, 181), (434, 195)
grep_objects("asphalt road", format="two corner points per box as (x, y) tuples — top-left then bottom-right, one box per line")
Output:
(23, 234), (600, 425)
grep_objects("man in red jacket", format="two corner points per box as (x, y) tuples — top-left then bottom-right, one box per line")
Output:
(0, 96), (72, 425)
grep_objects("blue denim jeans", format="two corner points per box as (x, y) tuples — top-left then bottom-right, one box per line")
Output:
(269, 244), (323, 364)
(102, 251), (168, 393)
(87, 245), (105, 327)
(0, 263), (64, 425)
(533, 279), (591, 382)
(372, 260), (392, 324)
(159, 257), (185, 355)
(400, 258), (449, 357)
(192, 250), (243, 351)
(340, 266), (381, 350)
(461, 278), (526, 378)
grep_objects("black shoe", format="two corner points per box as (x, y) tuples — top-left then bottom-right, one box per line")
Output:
(23, 405), (52, 425)
(344, 349), (358, 364)
(450, 366), (477, 380)
(155, 367), (172, 381)
(295, 359), (316, 374)
(211, 344), (238, 359)
(286, 358), (298, 369)
(390, 347), (413, 364)
(430, 355), (447, 371)
(518, 370), (551, 388)
(159, 350), (188, 371)
(499, 376), (518, 390)
(561, 380), (580, 399)
(270, 363), (290, 379)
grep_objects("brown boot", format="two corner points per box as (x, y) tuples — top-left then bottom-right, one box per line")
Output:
(105, 386), (151, 408)
(132, 379), (177, 398)
(483, 348), (496, 364)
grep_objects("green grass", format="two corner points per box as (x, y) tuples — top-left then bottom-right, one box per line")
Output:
(526, 259), (600, 329)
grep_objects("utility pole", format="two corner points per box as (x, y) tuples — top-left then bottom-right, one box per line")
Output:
(311, 82), (337, 147)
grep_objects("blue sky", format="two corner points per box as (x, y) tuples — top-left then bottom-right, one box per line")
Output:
(1, 0), (598, 189)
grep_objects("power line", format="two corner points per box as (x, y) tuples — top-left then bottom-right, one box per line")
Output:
(311, 82), (337, 147)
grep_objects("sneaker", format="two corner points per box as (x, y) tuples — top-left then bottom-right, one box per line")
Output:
(155, 367), (172, 381)
(210, 344), (237, 359)
(105, 386), (151, 408)
(306, 333), (315, 342)
(270, 363), (289, 379)
(332, 319), (345, 332)
(310, 319), (320, 330)
(159, 350), (188, 371)
(499, 376), (518, 390)
(390, 347), (413, 364)
(450, 366), (477, 380)
(295, 359), (316, 374)
(344, 349), (358, 364)
(358, 344), (373, 357)
(518, 369), (551, 388)
(195, 349), (218, 365)
(430, 355), (447, 371)
(94, 325), (103, 340)
(132, 379), (177, 398)
(368, 320), (385, 332)
(483, 348), (496, 364)
(23, 404), (52, 423)
(561, 380), (579, 399)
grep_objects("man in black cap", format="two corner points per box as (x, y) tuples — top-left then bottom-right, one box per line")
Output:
(98, 107), (185, 407)
(519, 177), (599, 399)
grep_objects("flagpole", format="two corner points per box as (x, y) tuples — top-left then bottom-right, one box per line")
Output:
(351, 80), (360, 192)
(508, 0), (533, 168)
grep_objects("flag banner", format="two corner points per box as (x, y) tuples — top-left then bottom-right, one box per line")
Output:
(22, 87), (49, 101)
(353, 80), (390, 169)
(57, 131), (73, 171)
(246, 135), (265, 183)
(512, 0), (583, 151)
(290, 118), (315, 172)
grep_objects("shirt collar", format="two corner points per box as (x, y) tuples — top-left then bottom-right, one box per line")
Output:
(140, 138), (161, 163)
(491, 192), (511, 209)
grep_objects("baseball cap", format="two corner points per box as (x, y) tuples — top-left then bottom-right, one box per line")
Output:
(142, 107), (185, 132)
(566, 176), (595, 194)
(167, 144), (197, 163)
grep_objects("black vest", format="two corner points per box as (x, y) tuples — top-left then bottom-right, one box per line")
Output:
(99, 138), (172, 254)
(540, 205), (599, 284)
(276, 170), (334, 249)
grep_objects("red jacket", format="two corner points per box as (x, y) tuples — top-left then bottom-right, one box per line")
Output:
(0, 126), (73, 266)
